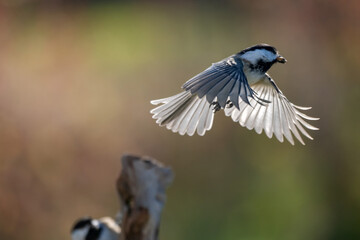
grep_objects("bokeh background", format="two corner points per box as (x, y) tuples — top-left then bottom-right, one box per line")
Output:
(0, 0), (359, 239)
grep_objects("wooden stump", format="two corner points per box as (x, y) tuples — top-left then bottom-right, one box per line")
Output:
(117, 154), (173, 240)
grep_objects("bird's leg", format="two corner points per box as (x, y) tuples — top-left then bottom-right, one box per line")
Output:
(226, 100), (233, 108)
(211, 101), (221, 113)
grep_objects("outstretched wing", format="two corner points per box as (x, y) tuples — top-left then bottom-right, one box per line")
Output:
(150, 91), (215, 136)
(224, 74), (319, 145)
(182, 57), (262, 109)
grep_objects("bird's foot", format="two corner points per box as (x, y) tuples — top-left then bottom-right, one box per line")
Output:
(226, 100), (233, 108)
(211, 101), (221, 113)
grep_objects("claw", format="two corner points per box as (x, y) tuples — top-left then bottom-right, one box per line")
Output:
(211, 101), (221, 113)
(226, 100), (233, 108)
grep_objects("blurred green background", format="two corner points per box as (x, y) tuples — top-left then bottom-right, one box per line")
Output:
(0, 0), (359, 239)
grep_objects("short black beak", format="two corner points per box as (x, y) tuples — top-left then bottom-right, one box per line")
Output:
(276, 56), (287, 63)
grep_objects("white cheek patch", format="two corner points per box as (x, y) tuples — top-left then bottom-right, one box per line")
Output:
(72, 227), (90, 240)
(91, 220), (100, 228)
(241, 49), (277, 64)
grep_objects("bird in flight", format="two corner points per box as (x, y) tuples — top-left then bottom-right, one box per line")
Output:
(150, 44), (318, 145)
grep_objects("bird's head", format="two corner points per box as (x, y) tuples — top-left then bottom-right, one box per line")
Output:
(239, 44), (286, 72)
(71, 217), (102, 240)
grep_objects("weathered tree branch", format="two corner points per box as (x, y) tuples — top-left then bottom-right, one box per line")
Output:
(117, 154), (173, 240)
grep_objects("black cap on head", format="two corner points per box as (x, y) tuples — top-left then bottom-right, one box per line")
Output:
(71, 216), (103, 240)
(71, 217), (93, 232)
(239, 44), (277, 55)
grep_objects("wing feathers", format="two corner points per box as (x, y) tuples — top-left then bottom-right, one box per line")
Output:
(273, 93), (284, 142)
(217, 78), (236, 108)
(254, 87), (270, 134)
(195, 72), (231, 98)
(187, 98), (207, 136)
(229, 79), (240, 109)
(189, 71), (230, 97)
(245, 86), (266, 130)
(151, 91), (214, 136)
(225, 75), (318, 145)
(205, 73), (233, 104)
(183, 57), (258, 108)
(278, 96), (294, 145)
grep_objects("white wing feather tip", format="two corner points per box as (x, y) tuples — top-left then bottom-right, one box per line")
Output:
(150, 100), (159, 105)
(293, 104), (312, 110)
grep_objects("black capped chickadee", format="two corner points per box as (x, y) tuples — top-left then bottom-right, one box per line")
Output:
(71, 216), (120, 240)
(150, 44), (318, 145)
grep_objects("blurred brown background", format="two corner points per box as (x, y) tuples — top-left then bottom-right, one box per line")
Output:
(0, 0), (359, 239)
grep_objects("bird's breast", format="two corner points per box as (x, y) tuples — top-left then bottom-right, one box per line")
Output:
(243, 66), (265, 85)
